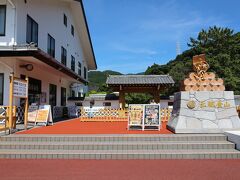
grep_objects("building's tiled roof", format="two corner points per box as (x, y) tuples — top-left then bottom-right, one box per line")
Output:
(106, 75), (175, 85)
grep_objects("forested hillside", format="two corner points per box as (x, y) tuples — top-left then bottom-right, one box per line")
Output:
(88, 70), (122, 91)
(145, 26), (240, 95)
(89, 26), (240, 98)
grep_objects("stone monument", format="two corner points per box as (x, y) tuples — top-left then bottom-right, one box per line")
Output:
(167, 54), (240, 133)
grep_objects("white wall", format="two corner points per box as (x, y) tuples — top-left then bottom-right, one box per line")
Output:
(0, 58), (73, 106)
(1, 0), (88, 80)
(83, 100), (120, 109)
(0, 0), (16, 46)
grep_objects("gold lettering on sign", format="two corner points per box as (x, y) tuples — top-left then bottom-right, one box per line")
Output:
(200, 101), (206, 108)
(216, 101), (223, 108)
(208, 101), (215, 108)
(224, 101), (231, 108)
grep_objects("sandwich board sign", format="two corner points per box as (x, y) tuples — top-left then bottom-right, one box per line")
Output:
(128, 104), (144, 130)
(128, 104), (161, 131)
(35, 105), (53, 126)
(27, 105), (38, 124)
(143, 104), (161, 130)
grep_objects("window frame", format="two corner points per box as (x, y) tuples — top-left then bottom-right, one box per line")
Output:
(103, 102), (111, 107)
(61, 87), (66, 106)
(47, 34), (55, 58)
(0, 5), (6, 36)
(0, 73), (4, 105)
(78, 62), (82, 76)
(49, 84), (57, 107)
(84, 67), (87, 79)
(61, 46), (67, 66)
(71, 25), (74, 36)
(26, 15), (38, 45)
(63, 14), (67, 27)
(71, 55), (75, 72)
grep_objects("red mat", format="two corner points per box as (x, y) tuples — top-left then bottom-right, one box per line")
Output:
(1, 159), (240, 180)
(17, 119), (172, 134)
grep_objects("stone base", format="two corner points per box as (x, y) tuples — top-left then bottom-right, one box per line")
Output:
(167, 91), (240, 133)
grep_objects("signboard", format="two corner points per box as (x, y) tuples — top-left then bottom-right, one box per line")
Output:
(13, 79), (28, 98)
(128, 104), (161, 131)
(128, 104), (144, 127)
(36, 105), (53, 125)
(144, 104), (160, 129)
(27, 105), (38, 123)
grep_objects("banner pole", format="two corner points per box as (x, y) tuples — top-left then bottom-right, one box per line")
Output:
(24, 76), (29, 130)
(8, 72), (14, 134)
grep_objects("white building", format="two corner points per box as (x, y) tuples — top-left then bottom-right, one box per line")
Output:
(83, 93), (120, 109)
(0, 0), (97, 107)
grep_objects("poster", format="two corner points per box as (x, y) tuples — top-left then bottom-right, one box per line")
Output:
(128, 104), (144, 126)
(28, 105), (38, 123)
(13, 79), (28, 98)
(36, 105), (53, 125)
(144, 105), (160, 126)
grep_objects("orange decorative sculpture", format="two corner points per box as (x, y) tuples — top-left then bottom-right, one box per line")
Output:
(182, 54), (225, 91)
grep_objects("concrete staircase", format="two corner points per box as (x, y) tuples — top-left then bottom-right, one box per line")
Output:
(0, 134), (240, 159)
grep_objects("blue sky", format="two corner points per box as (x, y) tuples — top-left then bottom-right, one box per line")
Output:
(83, 0), (240, 74)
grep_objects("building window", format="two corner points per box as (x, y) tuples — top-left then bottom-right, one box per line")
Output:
(71, 55), (75, 72)
(78, 62), (82, 76)
(49, 84), (57, 107)
(71, 90), (75, 97)
(61, 47), (67, 66)
(71, 25), (74, 36)
(0, 73), (4, 105)
(47, 34), (55, 58)
(103, 102), (111, 107)
(63, 14), (67, 27)
(84, 67), (87, 79)
(0, 5), (6, 36)
(26, 15), (38, 45)
(61, 87), (66, 106)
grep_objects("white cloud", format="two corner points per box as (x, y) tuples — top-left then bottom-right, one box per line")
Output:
(111, 43), (158, 55)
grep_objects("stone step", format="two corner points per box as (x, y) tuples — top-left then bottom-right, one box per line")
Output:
(0, 149), (239, 159)
(0, 141), (234, 150)
(0, 134), (227, 142)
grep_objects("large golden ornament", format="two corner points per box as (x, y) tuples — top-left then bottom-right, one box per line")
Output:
(182, 54), (225, 91)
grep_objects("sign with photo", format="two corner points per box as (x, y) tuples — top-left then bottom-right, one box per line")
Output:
(128, 104), (144, 126)
(13, 79), (28, 98)
(144, 104), (160, 126)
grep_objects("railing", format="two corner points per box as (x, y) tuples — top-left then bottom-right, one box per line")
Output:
(80, 108), (128, 122)
(0, 106), (17, 131)
(79, 108), (172, 122)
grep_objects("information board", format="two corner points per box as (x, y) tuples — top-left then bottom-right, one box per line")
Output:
(144, 104), (160, 129)
(36, 105), (53, 125)
(128, 104), (161, 131)
(128, 104), (144, 129)
(27, 105), (38, 123)
(13, 79), (28, 98)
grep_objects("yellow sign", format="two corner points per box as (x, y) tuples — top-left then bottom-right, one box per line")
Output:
(36, 109), (49, 122)
(187, 100), (232, 109)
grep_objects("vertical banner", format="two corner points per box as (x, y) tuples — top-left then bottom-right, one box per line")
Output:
(128, 104), (144, 130)
(143, 104), (160, 130)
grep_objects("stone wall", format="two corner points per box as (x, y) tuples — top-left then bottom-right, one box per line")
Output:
(167, 91), (240, 133)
